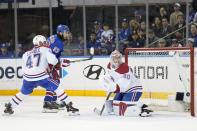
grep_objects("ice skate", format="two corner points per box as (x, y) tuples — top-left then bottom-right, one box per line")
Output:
(42, 102), (59, 113)
(4, 102), (14, 115)
(60, 101), (79, 116)
(51, 102), (65, 110)
(140, 104), (153, 117)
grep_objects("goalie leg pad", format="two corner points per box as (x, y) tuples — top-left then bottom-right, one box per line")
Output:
(113, 101), (141, 117)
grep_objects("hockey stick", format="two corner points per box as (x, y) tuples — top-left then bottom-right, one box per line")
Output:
(93, 92), (112, 116)
(69, 47), (94, 63)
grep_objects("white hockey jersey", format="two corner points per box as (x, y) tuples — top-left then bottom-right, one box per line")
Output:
(22, 46), (58, 81)
(100, 29), (114, 44)
(107, 62), (142, 93)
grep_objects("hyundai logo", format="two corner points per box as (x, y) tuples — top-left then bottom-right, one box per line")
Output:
(83, 65), (106, 80)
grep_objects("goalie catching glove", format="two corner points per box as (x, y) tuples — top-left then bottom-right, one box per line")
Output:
(99, 75), (120, 93)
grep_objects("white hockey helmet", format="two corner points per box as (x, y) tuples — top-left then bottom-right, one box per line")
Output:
(33, 35), (46, 46)
(110, 50), (122, 69)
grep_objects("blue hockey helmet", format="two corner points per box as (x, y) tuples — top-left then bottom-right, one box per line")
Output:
(56, 24), (70, 33)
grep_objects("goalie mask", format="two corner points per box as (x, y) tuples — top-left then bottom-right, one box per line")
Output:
(33, 35), (46, 46)
(110, 50), (122, 69)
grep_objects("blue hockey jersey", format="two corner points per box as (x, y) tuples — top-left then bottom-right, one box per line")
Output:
(47, 35), (64, 58)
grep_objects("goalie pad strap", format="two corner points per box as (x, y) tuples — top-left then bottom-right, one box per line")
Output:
(113, 101), (141, 117)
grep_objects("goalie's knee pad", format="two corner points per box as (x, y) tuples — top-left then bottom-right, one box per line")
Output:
(113, 100), (141, 117)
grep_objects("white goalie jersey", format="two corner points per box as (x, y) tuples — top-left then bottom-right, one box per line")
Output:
(100, 62), (142, 93)
(22, 46), (58, 81)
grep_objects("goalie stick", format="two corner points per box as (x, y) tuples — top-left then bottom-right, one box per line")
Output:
(69, 47), (94, 63)
(93, 92), (112, 116)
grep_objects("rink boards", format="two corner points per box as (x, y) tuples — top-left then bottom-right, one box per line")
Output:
(0, 53), (196, 99)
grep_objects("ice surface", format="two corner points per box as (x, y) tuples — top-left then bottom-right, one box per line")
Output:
(0, 96), (197, 131)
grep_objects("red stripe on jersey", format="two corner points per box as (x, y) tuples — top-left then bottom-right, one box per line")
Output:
(15, 95), (22, 102)
(58, 92), (65, 98)
(24, 72), (46, 77)
(131, 92), (136, 102)
(46, 91), (53, 96)
(47, 78), (59, 86)
(125, 86), (142, 93)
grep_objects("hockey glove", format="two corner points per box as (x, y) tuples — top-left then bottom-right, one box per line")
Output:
(61, 59), (70, 67)
(52, 62), (60, 70)
(51, 68), (59, 80)
(99, 75), (117, 93)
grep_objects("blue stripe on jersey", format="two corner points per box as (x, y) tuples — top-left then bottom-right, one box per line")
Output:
(12, 98), (19, 105)
(60, 96), (68, 101)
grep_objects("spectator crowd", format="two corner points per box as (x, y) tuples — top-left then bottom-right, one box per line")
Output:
(0, 2), (197, 57)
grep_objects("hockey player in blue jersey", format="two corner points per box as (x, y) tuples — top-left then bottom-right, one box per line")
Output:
(45, 24), (79, 115)
(47, 24), (69, 58)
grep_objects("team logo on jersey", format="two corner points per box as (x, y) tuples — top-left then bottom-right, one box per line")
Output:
(53, 46), (60, 53)
(83, 65), (105, 80)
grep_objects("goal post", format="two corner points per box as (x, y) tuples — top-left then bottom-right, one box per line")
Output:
(124, 47), (195, 116)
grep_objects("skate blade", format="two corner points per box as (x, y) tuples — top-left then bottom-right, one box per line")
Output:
(42, 109), (58, 113)
(2, 112), (14, 116)
(68, 111), (80, 116)
(58, 107), (65, 110)
(140, 112), (152, 117)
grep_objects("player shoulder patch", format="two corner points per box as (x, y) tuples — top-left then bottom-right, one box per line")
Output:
(53, 46), (60, 53)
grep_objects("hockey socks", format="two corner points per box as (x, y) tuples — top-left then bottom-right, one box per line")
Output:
(55, 88), (70, 104)
(52, 92), (57, 102)
(11, 92), (27, 108)
(44, 91), (54, 102)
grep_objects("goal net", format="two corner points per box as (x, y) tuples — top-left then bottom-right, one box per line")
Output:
(124, 47), (196, 116)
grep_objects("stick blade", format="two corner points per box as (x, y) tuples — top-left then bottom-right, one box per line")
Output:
(93, 107), (101, 115)
(90, 47), (94, 55)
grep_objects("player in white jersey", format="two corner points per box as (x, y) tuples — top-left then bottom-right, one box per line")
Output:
(3, 35), (79, 115)
(99, 50), (152, 117)
(3, 35), (60, 114)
